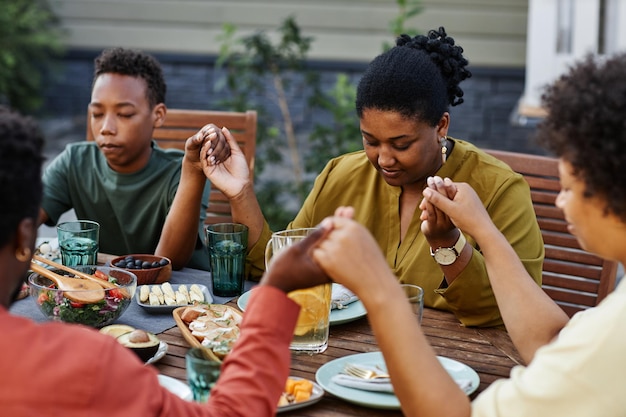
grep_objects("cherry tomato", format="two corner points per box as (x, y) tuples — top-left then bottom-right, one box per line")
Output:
(37, 293), (49, 305)
(94, 270), (109, 281)
(108, 289), (123, 300)
(70, 301), (86, 308)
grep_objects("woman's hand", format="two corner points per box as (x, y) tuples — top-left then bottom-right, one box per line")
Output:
(421, 177), (496, 241)
(419, 176), (458, 244)
(200, 126), (250, 199)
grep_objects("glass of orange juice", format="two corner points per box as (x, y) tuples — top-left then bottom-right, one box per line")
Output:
(265, 228), (332, 354)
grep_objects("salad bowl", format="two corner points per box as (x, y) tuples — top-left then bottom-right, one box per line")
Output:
(28, 265), (137, 328)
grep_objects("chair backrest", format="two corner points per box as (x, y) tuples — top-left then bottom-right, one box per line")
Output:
(86, 108), (257, 225)
(484, 149), (618, 317)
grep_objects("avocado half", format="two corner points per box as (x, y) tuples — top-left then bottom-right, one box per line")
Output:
(116, 329), (161, 362)
(100, 324), (136, 339)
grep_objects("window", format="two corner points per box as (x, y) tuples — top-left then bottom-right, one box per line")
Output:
(515, 0), (626, 124)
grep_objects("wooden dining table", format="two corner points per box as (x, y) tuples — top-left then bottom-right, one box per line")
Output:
(152, 296), (524, 416)
(91, 254), (523, 414)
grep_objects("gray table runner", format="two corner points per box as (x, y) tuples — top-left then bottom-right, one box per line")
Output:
(10, 268), (255, 334)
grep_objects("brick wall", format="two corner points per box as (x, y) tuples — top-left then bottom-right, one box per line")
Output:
(41, 49), (544, 159)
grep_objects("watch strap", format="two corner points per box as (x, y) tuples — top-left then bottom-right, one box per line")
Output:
(430, 231), (467, 260)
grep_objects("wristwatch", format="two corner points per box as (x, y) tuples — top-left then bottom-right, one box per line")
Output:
(430, 232), (467, 266)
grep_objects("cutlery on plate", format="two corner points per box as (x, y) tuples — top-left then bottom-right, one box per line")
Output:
(343, 363), (390, 380)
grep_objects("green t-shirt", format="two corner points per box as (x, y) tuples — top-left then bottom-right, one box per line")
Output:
(42, 141), (210, 270)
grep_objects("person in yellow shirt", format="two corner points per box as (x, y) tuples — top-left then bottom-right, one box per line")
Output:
(279, 51), (626, 416)
(201, 27), (543, 327)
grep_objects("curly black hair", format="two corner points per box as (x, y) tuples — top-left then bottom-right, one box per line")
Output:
(356, 26), (471, 126)
(0, 106), (44, 247)
(535, 53), (626, 221)
(93, 47), (166, 108)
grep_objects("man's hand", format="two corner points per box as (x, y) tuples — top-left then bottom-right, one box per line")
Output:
(260, 227), (331, 293)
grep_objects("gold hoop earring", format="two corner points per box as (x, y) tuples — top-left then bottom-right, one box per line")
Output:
(15, 247), (32, 263)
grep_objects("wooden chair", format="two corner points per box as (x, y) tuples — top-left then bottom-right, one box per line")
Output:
(87, 108), (257, 225)
(484, 149), (618, 317)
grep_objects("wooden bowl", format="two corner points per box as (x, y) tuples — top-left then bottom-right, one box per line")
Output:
(173, 304), (243, 363)
(110, 254), (172, 285)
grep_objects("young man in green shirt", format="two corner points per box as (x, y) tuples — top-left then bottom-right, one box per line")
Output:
(39, 48), (228, 270)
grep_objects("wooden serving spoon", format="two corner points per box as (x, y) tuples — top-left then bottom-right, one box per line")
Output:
(29, 262), (105, 304)
(33, 255), (131, 298)
(33, 255), (118, 290)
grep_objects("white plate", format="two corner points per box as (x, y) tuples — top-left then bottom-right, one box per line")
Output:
(158, 375), (192, 401)
(145, 341), (168, 365)
(315, 351), (479, 410)
(329, 300), (367, 325)
(237, 289), (367, 326)
(136, 284), (213, 313)
(34, 238), (61, 265)
(277, 376), (324, 413)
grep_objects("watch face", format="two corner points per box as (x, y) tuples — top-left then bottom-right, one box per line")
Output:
(434, 248), (457, 266)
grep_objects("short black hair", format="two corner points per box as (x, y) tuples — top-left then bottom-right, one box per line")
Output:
(0, 106), (44, 247)
(93, 47), (166, 107)
(536, 53), (626, 221)
(356, 26), (471, 126)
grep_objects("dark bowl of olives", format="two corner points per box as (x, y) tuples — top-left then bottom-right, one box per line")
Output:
(110, 254), (172, 285)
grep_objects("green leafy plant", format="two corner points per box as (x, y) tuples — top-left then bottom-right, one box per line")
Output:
(306, 73), (361, 175)
(214, 3), (422, 229)
(0, 0), (64, 113)
(215, 17), (319, 229)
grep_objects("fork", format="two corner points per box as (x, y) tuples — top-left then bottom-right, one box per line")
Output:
(343, 363), (390, 380)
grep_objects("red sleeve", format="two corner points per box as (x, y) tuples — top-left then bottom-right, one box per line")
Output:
(149, 286), (299, 417)
(84, 286), (299, 417)
(199, 285), (299, 416)
(1, 286), (299, 417)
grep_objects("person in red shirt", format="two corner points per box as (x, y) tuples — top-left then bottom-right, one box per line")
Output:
(0, 105), (318, 417)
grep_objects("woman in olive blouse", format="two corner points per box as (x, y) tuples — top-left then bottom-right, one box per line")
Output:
(201, 27), (543, 327)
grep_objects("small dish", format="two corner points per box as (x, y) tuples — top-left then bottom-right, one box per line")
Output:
(277, 376), (324, 413)
(136, 284), (212, 313)
(145, 341), (168, 365)
(34, 238), (61, 265)
(237, 288), (367, 326)
(110, 254), (172, 285)
(158, 375), (192, 401)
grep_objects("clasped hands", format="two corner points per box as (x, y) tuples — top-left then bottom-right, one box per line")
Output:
(261, 176), (489, 295)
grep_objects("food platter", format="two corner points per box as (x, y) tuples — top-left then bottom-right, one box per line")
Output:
(172, 304), (243, 362)
(136, 284), (212, 313)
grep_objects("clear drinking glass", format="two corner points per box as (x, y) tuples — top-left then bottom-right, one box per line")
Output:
(56, 220), (100, 266)
(186, 347), (222, 403)
(400, 284), (424, 324)
(265, 228), (332, 354)
(206, 223), (248, 297)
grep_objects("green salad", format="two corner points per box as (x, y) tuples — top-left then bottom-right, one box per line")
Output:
(35, 275), (131, 328)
